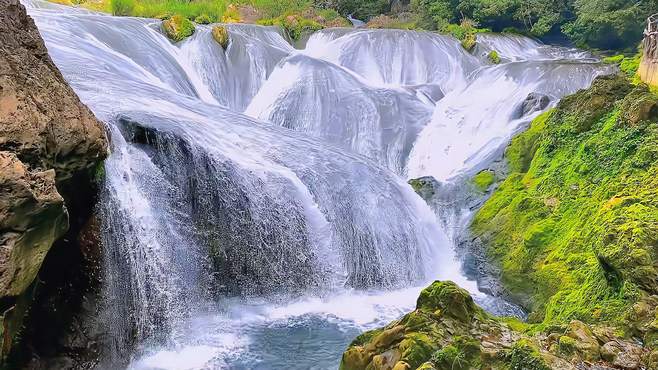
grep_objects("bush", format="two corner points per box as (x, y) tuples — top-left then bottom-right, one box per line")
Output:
(487, 50), (501, 64)
(194, 14), (212, 24)
(110, 0), (135, 16)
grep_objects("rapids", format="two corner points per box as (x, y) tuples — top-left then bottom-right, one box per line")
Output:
(23, 1), (611, 368)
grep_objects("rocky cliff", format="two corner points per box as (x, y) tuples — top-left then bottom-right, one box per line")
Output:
(639, 14), (658, 86)
(0, 0), (108, 363)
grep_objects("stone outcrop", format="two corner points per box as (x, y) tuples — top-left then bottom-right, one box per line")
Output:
(0, 0), (108, 361)
(341, 281), (655, 370)
(639, 14), (658, 86)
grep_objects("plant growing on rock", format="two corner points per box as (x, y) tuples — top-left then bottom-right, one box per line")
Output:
(162, 14), (195, 42)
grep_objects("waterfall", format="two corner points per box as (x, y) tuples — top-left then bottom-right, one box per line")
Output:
(24, 1), (611, 368)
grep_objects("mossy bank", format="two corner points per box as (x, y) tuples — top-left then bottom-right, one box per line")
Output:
(341, 73), (658, 369)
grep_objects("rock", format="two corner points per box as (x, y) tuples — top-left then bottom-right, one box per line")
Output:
(407, 176), (439, 202)
(618, 84), (658, 125)
(0, 0), (108, 361)
(212, 25), (230, 50)
(516, 92), (550, 118)
(0, 152), (67, 297)
(416, 281), (479, 321)
(0, 0), (107, 181)
(565, 320), (600, 361)
(162, 15), (195, 42)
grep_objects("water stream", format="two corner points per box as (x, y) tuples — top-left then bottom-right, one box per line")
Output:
(24, 2), (611, 368)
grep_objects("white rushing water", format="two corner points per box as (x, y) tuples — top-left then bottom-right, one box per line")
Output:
(24, 2), (610, 368)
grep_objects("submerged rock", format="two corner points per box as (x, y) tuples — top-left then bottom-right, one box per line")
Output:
(162, 15), (195, 42)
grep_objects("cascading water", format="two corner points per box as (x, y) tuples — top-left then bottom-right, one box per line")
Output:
(24, 2), (611, 368)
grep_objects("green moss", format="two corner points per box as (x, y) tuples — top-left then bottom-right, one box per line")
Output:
(162, 14), (195, 42)
(557, 335), (577, 354)
(472, 170), (495, 192)
(257, 14), (323, 41)
(349, 328), (383, 347)
(488, 50), (501, 64)
(471, 75), (658, 327)
(507, 340), (551, 370)
(416, 281), (481, 321)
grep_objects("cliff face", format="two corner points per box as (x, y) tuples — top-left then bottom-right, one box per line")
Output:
(639, 14), (658, 86)
(0, 0), (108, 360)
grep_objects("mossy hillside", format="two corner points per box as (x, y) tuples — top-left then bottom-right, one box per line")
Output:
(471, 74), (658, 326)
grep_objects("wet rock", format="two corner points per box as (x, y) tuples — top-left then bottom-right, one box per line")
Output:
(516, 92), (550, 118)
(162, 15), (195, 42)
(212, 25), (230, 50)
(408, 176), (439, 202)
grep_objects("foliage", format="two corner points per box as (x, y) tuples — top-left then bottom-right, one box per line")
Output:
(443, 19), (489, 50)
(333, 0), (389, 21)
(242, 0), (312, 18)
(133, 0), (228, 22)
(471, 74), (658, 327)
(487, 50), (500, 64)
(258, 14), (323, 41)
(110, 0), (134, 16)
(194, 13), (212, 24)
(162, 14), (195, 41)
(408, 0), (657, 51)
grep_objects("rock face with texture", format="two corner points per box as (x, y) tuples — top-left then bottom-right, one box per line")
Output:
(0, 0), (108, 360)
(639, 14), (658, 86)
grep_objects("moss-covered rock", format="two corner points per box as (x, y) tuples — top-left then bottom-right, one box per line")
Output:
(162, 14), (195, 42)
(211, 25), (230, 49)
(472, 170), (495, 192)
(487, 50), (501, 64)
(340, 281), (651, 369)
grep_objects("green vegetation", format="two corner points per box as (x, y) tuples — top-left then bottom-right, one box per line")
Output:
(409, 0), (657, 50)
(472, 169), (495, 191)
(110, 0), (133, 16)
(443, 20), (489, 50)
(162, 14), (195, 41)
(487, 50), (500, 64)
(471, 74), (658, 326)
(507, 340), (551, 370)
(257, 14), (323, 41)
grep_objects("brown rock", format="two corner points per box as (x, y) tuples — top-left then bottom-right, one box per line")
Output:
(0, 152), (67, 297)
(0, 0), (107, 182)
(0, 0), (108, 358)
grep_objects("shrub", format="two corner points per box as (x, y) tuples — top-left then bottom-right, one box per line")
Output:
(110, 0), (135, 16)
(488, 50), (501, 64)
(194, 14), (212, 24)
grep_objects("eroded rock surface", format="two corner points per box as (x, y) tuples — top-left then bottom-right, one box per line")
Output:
(0, 0), (108, 361)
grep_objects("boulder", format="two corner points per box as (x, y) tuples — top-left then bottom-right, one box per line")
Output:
(162, 15), (195, 42)
(212, 25), (230, 50)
